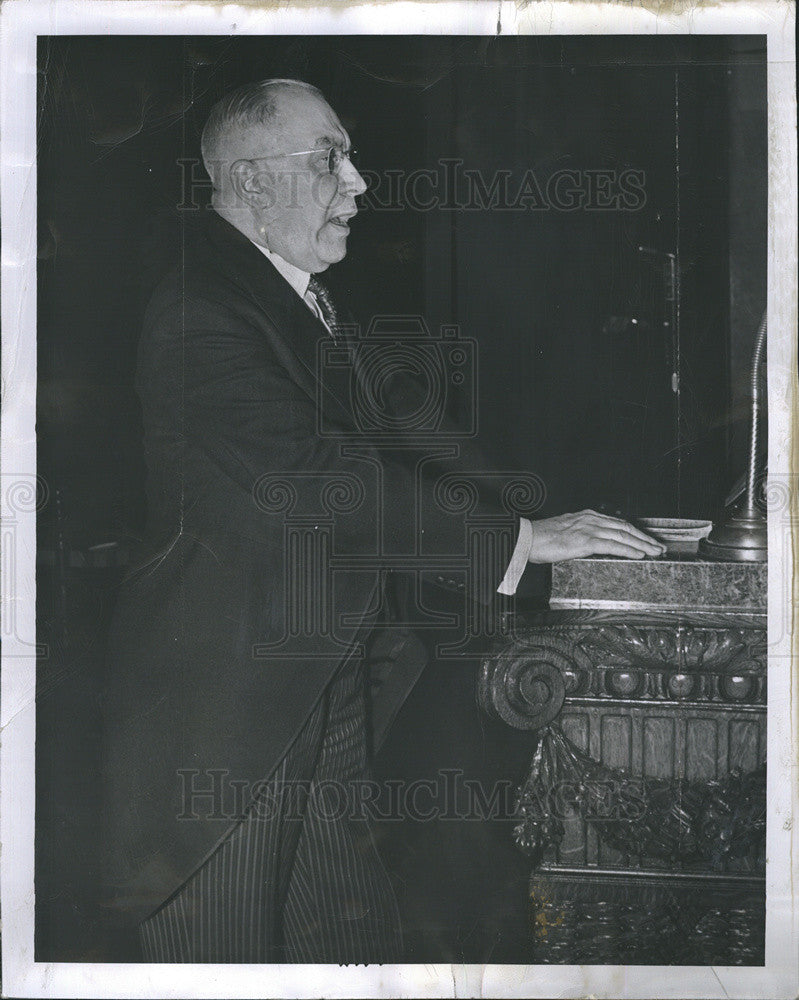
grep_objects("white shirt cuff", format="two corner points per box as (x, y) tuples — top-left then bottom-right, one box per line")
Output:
(497, 517), (533, 595)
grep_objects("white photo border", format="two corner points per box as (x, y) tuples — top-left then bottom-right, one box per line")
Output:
(1, 2), (796, 997)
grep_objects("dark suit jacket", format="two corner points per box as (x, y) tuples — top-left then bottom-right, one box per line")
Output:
(99, 209), (524, 926)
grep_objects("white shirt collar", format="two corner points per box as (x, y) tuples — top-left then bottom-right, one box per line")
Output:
(250, 241), (311, 300)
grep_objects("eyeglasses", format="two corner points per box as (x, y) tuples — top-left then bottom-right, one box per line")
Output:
(253, 146), (360, 176)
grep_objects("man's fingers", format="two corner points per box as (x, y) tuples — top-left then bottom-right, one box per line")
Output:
(610, 522), (665, 549)
(580, 512), (665, 549)
(527, 514), (666, 563)
(588, 527), (664, 556)
(589, 536), (657, 559)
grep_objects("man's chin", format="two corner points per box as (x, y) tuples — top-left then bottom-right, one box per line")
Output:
(318, 244), (348, 268)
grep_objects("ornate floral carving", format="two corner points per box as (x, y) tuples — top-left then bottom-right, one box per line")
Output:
(576, 623), (765, 675)
(514, 726), (766, 872)
(483, 623), (766, 710)
(527, 885), (764, 965)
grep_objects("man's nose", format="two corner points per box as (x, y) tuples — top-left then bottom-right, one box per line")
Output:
(338, 157), (367, 197)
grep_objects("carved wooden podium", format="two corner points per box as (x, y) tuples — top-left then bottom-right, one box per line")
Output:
(478, 557), (766, 965)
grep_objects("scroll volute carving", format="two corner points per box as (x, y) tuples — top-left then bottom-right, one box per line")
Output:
(478, 639), (590, 732)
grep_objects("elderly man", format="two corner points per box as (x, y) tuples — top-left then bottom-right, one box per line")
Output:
(100, 78), (662, 964)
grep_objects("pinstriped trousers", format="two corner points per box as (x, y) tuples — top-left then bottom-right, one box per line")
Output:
(139, 660), (403, 963)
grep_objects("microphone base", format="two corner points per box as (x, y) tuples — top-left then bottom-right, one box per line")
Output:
(698, 506), (767, 562)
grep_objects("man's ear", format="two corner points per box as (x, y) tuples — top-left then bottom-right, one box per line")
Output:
(230, 159), (274, 208)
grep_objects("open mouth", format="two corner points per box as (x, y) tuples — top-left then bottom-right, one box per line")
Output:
(328, 212), (355, 231)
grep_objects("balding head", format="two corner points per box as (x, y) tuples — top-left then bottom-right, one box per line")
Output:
(201, 78), (323, 187)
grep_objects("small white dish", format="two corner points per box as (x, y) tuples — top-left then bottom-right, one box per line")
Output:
(635, 517), (713, 553)
(635, 517), (713, 540)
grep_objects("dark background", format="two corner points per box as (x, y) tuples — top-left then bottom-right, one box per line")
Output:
(35, 35), (766, 961)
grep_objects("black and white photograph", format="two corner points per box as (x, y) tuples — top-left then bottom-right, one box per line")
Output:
(1, 1), (796, 997)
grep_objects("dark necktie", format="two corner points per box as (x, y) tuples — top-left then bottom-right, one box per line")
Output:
(306, 276), (340, 343)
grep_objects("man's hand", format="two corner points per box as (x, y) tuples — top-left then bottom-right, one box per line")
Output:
(527, 509), (665, 563)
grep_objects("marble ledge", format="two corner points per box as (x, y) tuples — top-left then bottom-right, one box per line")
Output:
(550, 556), (767, 613)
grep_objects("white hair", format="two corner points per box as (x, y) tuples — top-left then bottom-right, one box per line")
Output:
(201, 78), (324, 185)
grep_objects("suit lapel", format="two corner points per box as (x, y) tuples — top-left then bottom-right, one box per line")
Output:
(202, 211), (356, 428)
